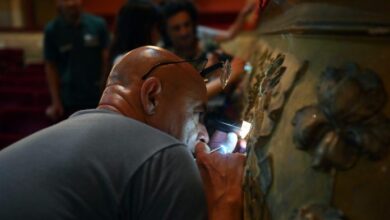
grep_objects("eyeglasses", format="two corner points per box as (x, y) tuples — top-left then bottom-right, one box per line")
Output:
(141, 58), (232, 89)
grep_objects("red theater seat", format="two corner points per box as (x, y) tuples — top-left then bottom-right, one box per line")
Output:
(0, 106), (50, 132)
(0, 74), (47, 88)
(0, 87), (50, 106)
(0, 48), (24, 73)
(0, 48), (51, 150)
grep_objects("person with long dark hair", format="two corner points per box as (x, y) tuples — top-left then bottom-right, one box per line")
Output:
(109, 1), (162, 65)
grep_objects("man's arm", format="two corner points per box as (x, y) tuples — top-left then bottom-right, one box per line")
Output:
(43, 25), (64, 121)
(213, 1), (256, 43)
(45, 61), (63, 120)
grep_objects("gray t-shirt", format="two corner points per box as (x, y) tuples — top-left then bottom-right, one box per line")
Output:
(0, 109), (206, 220)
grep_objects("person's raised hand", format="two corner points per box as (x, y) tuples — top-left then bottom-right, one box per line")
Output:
(195, 142), (245, 220)
(240, 1), (257, 17)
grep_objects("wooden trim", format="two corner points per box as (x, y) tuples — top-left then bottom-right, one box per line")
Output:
(22, 0), (36, 29)
(0, 27), (42, 32)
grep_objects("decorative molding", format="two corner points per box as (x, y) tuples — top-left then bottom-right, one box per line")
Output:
(243, 49), (272, 121)
(243, 50), (308, 140)
(292, 63), (390, 171)
(242, 48), (308, 220)
(259, 3), (390, 36)
(243, 148), (272, 220)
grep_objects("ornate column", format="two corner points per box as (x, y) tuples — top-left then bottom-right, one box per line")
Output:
(223, 1), (390, 219)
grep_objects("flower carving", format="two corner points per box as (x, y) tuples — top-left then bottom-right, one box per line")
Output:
(292, 63), (390, 171)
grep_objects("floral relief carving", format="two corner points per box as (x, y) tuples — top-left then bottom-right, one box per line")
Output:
(292, 63), (390, 171)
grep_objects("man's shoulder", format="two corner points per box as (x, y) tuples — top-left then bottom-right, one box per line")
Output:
(68, 109), (189, 167)
(70, 109), (182, 145)
(44, 17), (62, 33)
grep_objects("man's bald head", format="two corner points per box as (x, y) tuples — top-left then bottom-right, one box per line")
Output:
(106, 46), (202, 86)
(99, 46), (208, 149)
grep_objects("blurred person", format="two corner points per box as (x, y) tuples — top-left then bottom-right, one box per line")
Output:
(160, 0), (200, 60)
(161, 0), (256, 60)
(109, 1), (162, 65)
(161, 1), (253, 132)
(161, 1), (254, 98)
(44, 0), (110, 121)
(0, 46), (245, 220)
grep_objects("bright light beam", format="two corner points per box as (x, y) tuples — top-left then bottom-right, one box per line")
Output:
(239, 120), (252, 139)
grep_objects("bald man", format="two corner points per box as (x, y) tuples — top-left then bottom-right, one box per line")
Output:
(0, 46), (211, 220)
(0, 46), (245, 220)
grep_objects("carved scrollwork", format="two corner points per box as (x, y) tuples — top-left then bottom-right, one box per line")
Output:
(291, 203), (346, 220)
(243, 49), (309, 220)
(244, 52), (287, 138)
(292, 63), (390, 171)
(243, 49), (273, 119)
(259, 54), (286, 96)
(243, 148), (272, 220)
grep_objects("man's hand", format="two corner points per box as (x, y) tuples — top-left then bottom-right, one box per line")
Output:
(195, 142), (245, 220)
(240, 1), (257, 17)
(45, 102), (64, 121)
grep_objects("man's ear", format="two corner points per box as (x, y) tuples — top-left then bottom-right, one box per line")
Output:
(140, 77), (162, 115)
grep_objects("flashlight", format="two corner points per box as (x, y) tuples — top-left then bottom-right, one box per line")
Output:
(208, 120), (252, 154)
(239, 120), (252, 139)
